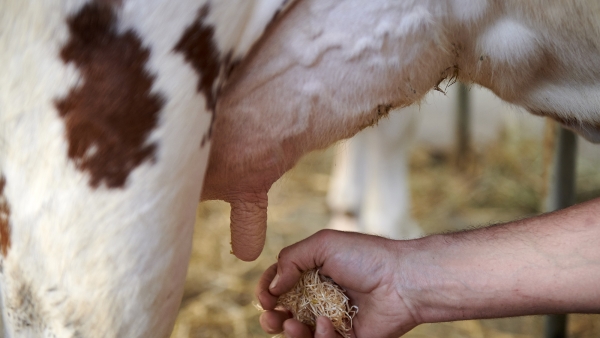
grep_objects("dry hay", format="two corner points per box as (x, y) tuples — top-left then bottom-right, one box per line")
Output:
(274, 269), (358, 338)
(409, 124), (549, 231)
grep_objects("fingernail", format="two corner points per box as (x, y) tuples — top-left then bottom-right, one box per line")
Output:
(317, 323), (327, 335)
(269, 274), (280, 290)
(316, 317), (327, 335)
(264, 323), (275, 334)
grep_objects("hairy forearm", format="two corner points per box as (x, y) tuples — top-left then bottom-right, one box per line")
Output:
(398, 197), (600, 324)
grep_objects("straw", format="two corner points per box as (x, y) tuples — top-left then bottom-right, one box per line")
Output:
(275, 269), (358, 338)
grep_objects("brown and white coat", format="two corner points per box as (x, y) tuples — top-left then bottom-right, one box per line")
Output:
(1, 0), (600, 337)
(0, 0), (288, 336)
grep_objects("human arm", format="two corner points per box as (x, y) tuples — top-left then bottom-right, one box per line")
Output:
(256, 197), (600, 337)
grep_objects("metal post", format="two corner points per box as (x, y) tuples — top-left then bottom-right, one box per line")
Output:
(543, 124), (578, 338)
(545, 315), (568, 338)
(455, 83), (471, 168)
(544, 125), (577, 211)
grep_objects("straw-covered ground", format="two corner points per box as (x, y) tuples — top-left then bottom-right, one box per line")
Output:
(171, 124), (600, 338)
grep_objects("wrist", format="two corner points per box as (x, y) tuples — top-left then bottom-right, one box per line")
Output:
(390, 235), (445, 325)
(392, 233), (504, 324)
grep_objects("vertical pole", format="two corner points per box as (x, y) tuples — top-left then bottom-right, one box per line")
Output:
(543, 124), (578, 338)
(545, 315), (568, 338)
(544, 125), (577, 211)
(455, 83), (471, 168)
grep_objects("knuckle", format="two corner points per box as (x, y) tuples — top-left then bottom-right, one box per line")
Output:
(278, 246), (291, 261)
(315, 228), (336, 243)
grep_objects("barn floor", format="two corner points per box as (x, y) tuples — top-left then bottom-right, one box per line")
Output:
(171, 127), (600, 338)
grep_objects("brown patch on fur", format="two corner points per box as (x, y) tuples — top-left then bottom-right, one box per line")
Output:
(174, 5), (227, 142)
(55, 2), (164, 188)
(98, 0), (122, 6)
(0, 175), (11, 257)
(174, 5), (220, 110)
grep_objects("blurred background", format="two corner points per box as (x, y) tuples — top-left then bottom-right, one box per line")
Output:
(171, 85), (600, 338)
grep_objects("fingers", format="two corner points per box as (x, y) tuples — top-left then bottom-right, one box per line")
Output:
(314, 316), (340, 338)
(255, 231), (331, 303)
(229, 192), (268, 261)
(268, 230), (333, 295)
(259, 313), (342, 338)
(280, 317), (340, 338)
(259, 310), (292, 334)
(256, 264), (279, 310)
(256, 232), (349, 338)
(282, 318), (314, 338)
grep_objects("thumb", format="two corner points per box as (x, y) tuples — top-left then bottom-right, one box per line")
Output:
(229, 192), (268, 261)
(269, 230), (333, 295)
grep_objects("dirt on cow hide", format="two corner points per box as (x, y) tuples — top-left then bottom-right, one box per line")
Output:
(171, 127), (600, 338)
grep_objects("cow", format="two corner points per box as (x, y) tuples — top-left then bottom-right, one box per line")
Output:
(1, 0), (600, 337)
(0, 0), (291, 337)
(203, 0), (600, 272)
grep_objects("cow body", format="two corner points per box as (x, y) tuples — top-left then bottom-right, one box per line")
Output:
(1, 0), (600, 337)
(204, 0), (600, 265)
(0, 1), (286, 337)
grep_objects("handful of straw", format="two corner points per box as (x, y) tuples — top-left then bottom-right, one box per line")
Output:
(275, 269), (358, 338)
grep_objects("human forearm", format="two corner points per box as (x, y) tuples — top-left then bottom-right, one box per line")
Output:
(256, 199), (600, 337)
(399, 198), (600, 324)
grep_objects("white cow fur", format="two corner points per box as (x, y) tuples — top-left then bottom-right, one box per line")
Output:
(1, 0), (599, 337)
(0, 0), (285, 337)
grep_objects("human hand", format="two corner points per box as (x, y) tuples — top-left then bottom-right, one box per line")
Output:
(255, 230), (421, 338)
